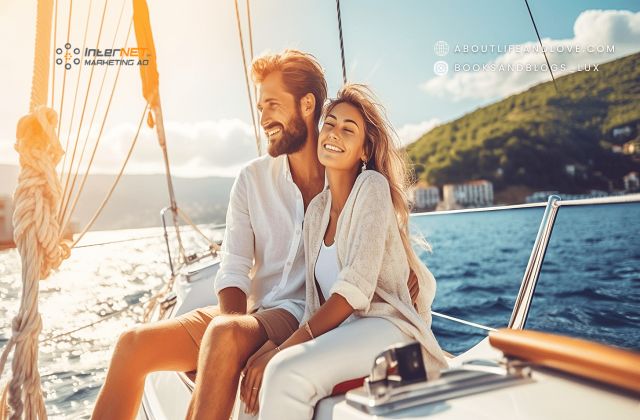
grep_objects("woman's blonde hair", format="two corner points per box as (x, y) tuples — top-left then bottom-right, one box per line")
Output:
(324, 84), (431, 275)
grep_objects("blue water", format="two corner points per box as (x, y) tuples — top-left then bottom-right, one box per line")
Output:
(413, 201), (640, 355)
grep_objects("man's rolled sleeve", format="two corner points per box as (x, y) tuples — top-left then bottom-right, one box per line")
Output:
(214, 169), (255, 296)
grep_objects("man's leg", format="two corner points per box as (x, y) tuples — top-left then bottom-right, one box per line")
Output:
(186, 314), (268, 420)
(92, 318), (200, 420)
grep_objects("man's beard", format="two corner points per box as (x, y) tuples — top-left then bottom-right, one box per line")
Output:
(267, 109), (308, 157)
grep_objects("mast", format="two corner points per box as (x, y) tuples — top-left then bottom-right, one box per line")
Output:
(132, 0), (185, 262)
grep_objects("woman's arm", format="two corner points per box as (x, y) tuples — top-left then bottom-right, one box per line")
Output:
(282, 293), (353, 349)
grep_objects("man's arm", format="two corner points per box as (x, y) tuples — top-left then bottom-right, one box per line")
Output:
(214, 169), (254, 314)
(218, 287), (247, 314)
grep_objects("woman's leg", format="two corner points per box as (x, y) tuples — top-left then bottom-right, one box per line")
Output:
(91, 317), (201, 420)
(258, 317), (412, 420)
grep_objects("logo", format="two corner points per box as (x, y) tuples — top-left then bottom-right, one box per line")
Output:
(433, 61), (449, 76)
(56, 43), (81, 70)
(54, 43), (151, 69)
(434, 40), (449, 57)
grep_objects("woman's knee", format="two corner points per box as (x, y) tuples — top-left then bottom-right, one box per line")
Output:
(263, 347), (308, 390)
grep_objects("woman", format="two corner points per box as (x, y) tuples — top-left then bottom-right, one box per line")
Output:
(239, 84), (448, 419)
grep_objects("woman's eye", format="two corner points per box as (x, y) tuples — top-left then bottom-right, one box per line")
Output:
(344, 128), (353, 134)
(324, 122), (334, 128)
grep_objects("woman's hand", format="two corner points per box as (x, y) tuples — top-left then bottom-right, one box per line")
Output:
(240, 344), (279, 415)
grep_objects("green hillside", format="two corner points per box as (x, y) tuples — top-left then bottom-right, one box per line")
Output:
(407, 52), (640, 193)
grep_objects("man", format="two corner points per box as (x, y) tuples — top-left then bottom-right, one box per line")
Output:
(185, 49), (329, 419)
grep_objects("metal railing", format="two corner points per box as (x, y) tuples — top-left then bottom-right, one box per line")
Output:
(508, 195), (560, 329)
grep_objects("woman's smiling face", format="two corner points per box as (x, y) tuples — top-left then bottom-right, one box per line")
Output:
(318, 102), (367, 173)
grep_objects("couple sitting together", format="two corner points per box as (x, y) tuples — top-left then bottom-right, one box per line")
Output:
(92, 49), (448, 420)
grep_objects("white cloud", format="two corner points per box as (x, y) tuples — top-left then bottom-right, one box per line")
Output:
(0, 119), (261, 178)
(421, 10), (640, 101)
(93, 118), (260, 177)
(397, 118), (441, 146)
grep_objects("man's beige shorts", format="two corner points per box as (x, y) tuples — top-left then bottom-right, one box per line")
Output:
(176, 305), (299, 347)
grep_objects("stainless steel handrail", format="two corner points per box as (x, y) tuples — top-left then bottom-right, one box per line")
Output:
(160, 206), (177, 276)
(410, 193), (640, 217)
(508, 195), (560, 329)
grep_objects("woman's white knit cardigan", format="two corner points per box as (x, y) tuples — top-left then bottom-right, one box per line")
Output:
(301, 170), (449, 373)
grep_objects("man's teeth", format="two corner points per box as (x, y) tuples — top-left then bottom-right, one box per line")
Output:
(267, 128), (281, 137)
(324, 144), (344, 152)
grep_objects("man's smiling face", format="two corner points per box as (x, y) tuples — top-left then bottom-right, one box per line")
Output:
(257, 71), (308, 157)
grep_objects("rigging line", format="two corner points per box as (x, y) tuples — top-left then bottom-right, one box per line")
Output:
(40, 304), (137, 343)
(431, 311), (497, 332)
(51, 0), (58, 107)
(60, 0), (111, 224)
(335, 0), (347, 85)
(234, 0), (262, 155)
(69, 103), (149, 248)
(57, 0), (73, 172)
(523, 0), (558, 93)
(62, 20), (133, 234)
(60, 0), (128, 230)
(74, 233), (165, 248)
(177, 207), (221, 251)
(58, 0), (95, 216)
(39, 291), (163, 344)
(245, 0), (259, 136)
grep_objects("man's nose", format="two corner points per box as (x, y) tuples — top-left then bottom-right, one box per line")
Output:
(260, 110), (271, 128)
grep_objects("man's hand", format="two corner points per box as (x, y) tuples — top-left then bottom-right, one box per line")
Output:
(407, 268), (420, 306)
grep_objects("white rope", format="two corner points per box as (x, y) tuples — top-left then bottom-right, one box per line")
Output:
(0, 106), (69, 419)
(0, 0), (63, 418)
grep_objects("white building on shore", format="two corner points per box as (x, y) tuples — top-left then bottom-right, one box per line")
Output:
(624, 172), (639, 192)
(0, 195), (14, 245)
(442, 180), (494, 209)
(411, 183), (440, 210)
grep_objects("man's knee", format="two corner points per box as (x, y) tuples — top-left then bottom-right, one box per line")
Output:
(114, 326), (142, 354)
(200, 315), (263, 365)
(111, 326), (149, 371)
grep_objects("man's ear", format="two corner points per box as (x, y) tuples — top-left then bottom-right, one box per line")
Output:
(300, 93), (316, 118)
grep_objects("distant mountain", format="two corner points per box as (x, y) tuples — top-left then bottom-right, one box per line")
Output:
(407, 52), (640, 197)
(0, 164), (234, 231)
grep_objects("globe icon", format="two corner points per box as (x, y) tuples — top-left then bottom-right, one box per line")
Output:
(434, 41), (449, 57)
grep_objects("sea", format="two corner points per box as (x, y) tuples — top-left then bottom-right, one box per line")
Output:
(0, 200), (638, 418)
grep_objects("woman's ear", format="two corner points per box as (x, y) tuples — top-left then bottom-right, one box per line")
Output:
(300, 93), (316, 117)
(362, 140), (372, 161)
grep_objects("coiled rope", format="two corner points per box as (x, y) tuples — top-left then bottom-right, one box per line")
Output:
(0, 0), (59, 417)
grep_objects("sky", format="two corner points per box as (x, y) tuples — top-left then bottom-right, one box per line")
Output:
(0, 0), (639, 178)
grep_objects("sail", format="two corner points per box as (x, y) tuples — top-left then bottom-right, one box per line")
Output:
(132, 0), (160, 109)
